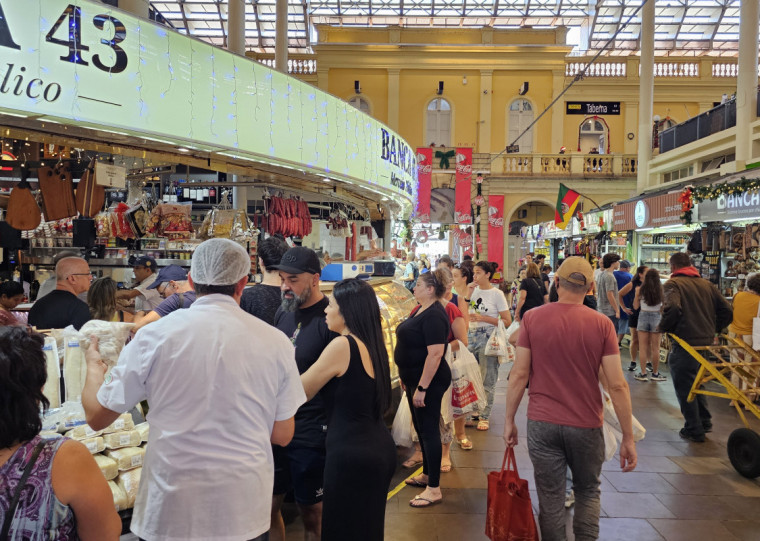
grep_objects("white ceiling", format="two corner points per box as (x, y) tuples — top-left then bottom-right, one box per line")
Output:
(148, 0), (745, 56)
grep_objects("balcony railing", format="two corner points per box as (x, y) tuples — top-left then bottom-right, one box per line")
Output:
(496, 154), (637, 177)
(659, 99), (738, 153)
(565, 58), (760, 79)
(566, 62), (626, 78)
(249, 54), (318, 75)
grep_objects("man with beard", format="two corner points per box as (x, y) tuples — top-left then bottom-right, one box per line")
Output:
(269, 246), (339, 541)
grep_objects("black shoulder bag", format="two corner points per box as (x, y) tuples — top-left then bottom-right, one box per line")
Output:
(0, 441), (46, 541)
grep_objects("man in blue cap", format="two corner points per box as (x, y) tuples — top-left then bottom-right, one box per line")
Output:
(116, 255), (163, 313)
(132, 264), (196, 333)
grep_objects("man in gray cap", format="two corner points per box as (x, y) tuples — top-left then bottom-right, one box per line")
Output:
(131, 264), (196, 333)
(82, 239), (306, 541)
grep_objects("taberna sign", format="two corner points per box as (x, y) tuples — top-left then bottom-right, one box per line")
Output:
(566, 102), (621, 115)
(0, 0), (418, 215)
(697, 190), (760, 222)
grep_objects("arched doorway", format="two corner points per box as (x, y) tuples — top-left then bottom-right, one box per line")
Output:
(506, 200), (555, 281)
(427, 98), (451, 146)
(507, 99), (534, 154)
(578, 116), (609, 154)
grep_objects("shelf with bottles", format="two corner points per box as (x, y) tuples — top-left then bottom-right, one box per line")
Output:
(638, 233), (691, 246)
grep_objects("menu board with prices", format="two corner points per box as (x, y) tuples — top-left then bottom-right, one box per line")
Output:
(700, 251), (721, 285)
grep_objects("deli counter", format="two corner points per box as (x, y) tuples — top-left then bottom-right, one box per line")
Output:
(319, 278), (416, 391)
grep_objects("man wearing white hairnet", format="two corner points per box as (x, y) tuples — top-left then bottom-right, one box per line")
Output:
(81, 238), (307, 541)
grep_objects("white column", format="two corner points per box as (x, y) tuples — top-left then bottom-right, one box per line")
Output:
(119, 0), (149, 18)
(735, 0), (759, 168)
(275, 0), (289, 73)
(388, 69), (400, 131)
(227, 0), (246, 55)
(636, 0), (654, 193)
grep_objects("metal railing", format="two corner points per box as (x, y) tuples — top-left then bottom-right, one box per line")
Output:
(659, 99), (737, 153)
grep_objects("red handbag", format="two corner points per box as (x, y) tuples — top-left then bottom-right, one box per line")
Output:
(485, 447), (539, 541)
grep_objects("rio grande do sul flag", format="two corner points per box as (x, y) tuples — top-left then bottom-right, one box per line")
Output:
(555, 183), (581, 230)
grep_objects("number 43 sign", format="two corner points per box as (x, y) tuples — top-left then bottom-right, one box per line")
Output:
(0, 0), (127, 104)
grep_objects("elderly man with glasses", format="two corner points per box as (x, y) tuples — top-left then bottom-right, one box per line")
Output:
(29, 257), (93, 330)
(131, 265), (196, 333)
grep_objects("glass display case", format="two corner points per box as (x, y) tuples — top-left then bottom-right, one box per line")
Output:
(320, 278), (416, 390)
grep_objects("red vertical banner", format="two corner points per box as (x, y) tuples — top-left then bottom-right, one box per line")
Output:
(416, 147), (433, 223)
(488, 195), (505, 271)
(455, 147), (473, 224)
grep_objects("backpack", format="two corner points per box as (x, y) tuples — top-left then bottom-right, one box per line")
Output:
(404, 264), (419, 291)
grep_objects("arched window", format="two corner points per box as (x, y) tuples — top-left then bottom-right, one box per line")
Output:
(347, 96), (371, 114)
(578, 117), (608, 154)
(507, 99), (534, 154)
(426, 98), (451, 147)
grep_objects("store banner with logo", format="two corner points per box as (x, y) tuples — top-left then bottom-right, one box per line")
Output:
(488, 195), (505, 270)
(455, 148), (473, 224)
(416, 147), (433, 223)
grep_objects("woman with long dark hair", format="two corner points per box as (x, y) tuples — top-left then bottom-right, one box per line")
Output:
(515, 262), (548, 321)
(300, 279), (395, 539)
(0, 326), (121, 540)
(466, 261), (512, 431)
(0, 281), (25, 326)
(633, 269), (666, 382)
(395, 272), (451, 507)
(618, 265), (648, 372)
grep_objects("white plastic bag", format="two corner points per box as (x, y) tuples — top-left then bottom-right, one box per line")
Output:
(603, 420), (618, 461)
(752, 301), (760, 350)
(391, 392), (414, 448)
(504, 320), (520, 341)
(602, 390), (646, 442)
(484, 318), (509, 358)
(449, 340), (487, 417)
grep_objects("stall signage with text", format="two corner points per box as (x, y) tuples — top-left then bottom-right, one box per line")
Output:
(697, 190), (760, 222)
(613, 193), (681, 231)
(566, 102), (621, 115)
(0, 0), (417, 215)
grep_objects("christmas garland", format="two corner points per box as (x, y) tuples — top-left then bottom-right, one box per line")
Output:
(679, 176), (758, 224)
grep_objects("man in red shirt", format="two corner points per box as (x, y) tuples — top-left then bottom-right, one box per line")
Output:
(504, 256), (637, 541)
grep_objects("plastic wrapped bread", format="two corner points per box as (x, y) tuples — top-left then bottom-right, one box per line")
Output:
(103, 430), (141, 450)
(106, 446), (145, 471)
(64, 425), (103, 440)
(42, 337), (61, 408)
(102, 413), (135, 434)
(78, 320), (134, 369)
(135, 422), (149, 442)
(108, 480), (128, 511)
(81, 436), (105, 455)
(62, 337), (86, 402)
(117, 467), (142, 508)
(94, 454), (119, 481)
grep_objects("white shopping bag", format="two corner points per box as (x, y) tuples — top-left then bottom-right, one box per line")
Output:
(752, 302), (760, 350)
(391, 392), (414, 448)
(602, 389), (646, 443)
(449, 340), (487, 417)
(485, 317), (509, 358)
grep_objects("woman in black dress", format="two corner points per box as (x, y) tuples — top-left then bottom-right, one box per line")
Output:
(395, 272), (451, 508)
(515, 262), (548, 321)
(300, 279), (396, 541)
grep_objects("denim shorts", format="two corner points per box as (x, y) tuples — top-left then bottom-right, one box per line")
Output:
(637, 310), (662, 333)
(617, 317), (630, 335)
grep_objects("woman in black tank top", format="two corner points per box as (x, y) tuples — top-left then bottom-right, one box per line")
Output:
(300, 279), (396, 541)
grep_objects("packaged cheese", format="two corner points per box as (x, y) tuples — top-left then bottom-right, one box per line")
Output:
(106, 446), (145, 471)
(135, 422), (149, 442)
(42, 337), (61, 408)
(117, 467), (142, 508)
(94, 454), (119, 481)
(81, 436), (105, 455)
(108, 480), (128, 511)
(102, 413), (135, 434)
(78, 320), (134, 369)
(62, 337), (86, 402)
(64, 425), (103, 440)
(103, 430), (141, 450)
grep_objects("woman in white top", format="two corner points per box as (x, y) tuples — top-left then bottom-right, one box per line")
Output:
(465, 261), (512, 431)
(633, 268), (666, 382)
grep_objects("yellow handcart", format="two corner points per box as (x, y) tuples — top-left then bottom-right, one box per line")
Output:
(669, 334), (760, 479)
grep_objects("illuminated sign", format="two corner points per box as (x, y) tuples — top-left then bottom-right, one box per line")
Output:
(0, 0), (418, 215)
(566, 102), (621, 115)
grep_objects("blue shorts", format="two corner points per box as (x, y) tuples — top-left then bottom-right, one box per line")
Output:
(637, 311), (662, 333)
(273, 444), (326, 505)
(617, 317), (630, 335)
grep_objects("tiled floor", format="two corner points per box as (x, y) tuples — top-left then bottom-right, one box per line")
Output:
(284, 350), (760, 541)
